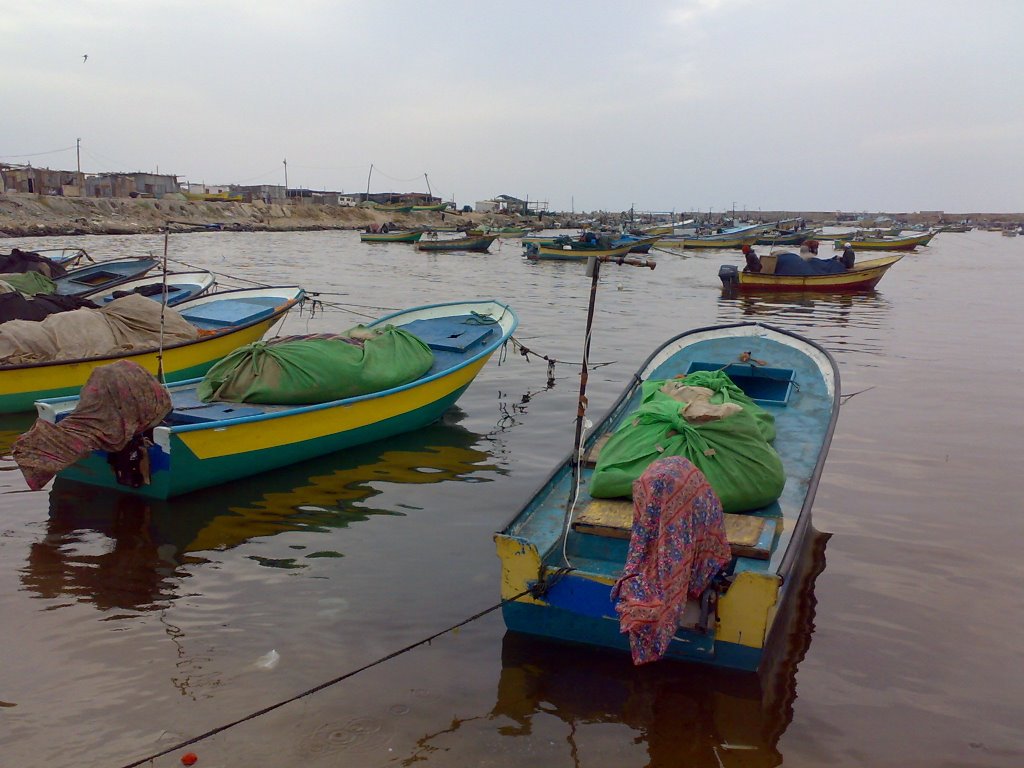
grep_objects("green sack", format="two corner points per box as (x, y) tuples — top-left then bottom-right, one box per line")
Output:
(589, 378), (785, 513)
(198, 325), (434, 405)
(0, 271), (57, 296)
(651, 370), (776, 442)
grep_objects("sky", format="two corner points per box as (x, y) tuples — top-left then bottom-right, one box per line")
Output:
(2, 0), (1022, 214)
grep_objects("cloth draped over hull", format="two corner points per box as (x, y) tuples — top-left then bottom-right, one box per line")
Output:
(611, 457), (732, 665)
(0, 249), (68, 278)
(13, 360), (171, 490)
(0, 293), (199, 365)
(0, 292), (98, 325)
(0, 271), (57, 296)
(770, 252), (847, 276)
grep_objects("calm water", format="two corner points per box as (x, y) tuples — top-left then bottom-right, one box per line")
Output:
(1, 229), (1021, 767)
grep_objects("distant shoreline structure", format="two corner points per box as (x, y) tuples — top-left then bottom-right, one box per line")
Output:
(0, 191), (1020, 239)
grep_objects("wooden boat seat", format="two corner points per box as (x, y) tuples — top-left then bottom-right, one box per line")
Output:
(399, 317), (495, 353)
(180, 299), (277, 330)
(572, 498), (777, 559)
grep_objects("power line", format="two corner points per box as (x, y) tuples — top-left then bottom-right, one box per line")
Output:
(0, 145), (77, 159)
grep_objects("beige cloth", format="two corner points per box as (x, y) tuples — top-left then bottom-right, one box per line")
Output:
(660, 381), (743, 423)
(0, 293), (199, 365)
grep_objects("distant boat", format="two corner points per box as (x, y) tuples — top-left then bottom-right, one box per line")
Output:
(831, 231), (934, 251)
(53, 258), (159, 297)
(359, 229), (424, 243)
(657, 235), (758, 250)
(415, 234), (499, 252)
(754, 228), (817, 246)
(525, 239), (635, 261)
(90, 270), (217, 307)
(1002, 229), (1019, 238)
(719, 254), (904, 292)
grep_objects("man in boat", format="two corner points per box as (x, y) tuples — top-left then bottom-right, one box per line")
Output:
(798, 239), (820, 260)
(839, 242), (856, 269)
(741, 244), (762, 273)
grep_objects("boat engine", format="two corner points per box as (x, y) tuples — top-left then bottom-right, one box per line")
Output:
(718, 264), (739, 288)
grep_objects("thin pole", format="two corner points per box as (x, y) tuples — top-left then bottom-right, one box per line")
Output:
(567, 256), (601, 507)
(283, 159), (288, 193)
(156, 227), (169, 383)
(366, 163), (373, 200)
(424, 172), (431, 198)
(76, 138), (81, 174)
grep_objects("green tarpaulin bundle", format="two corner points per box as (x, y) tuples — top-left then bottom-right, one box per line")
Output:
(197, 325), (434, 405)
(588, 373), (785, 513)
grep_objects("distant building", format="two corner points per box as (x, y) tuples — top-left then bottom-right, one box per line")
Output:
(0, 163), (85, 196)
(474, 194), (548, 215)
(86, 172), (180, 198)
(230, 184), (287, 203)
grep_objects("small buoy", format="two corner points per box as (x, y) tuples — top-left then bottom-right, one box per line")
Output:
(181, 752), (198, 766)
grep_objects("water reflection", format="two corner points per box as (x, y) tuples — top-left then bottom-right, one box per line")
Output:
(0, 412), (35, 459)
(21, 412), (501, 611)
(716, 291), (892, 358)
(483, 528), (831, 768)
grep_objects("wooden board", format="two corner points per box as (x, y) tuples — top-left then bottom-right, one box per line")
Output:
(583, 434), (611, 466)
(572, 498), (777, 560)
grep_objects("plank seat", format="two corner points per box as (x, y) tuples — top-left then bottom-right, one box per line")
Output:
(573, 498), (777, 559)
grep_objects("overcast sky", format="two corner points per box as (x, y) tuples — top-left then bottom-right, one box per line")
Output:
(2, 0), (1021, 213)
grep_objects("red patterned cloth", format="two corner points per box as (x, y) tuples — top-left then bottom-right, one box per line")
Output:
(610, 456), (732, 664)
(13, 360), (171, 490)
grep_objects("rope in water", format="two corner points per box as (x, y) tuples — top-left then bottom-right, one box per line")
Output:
(117, 583), (554, 768)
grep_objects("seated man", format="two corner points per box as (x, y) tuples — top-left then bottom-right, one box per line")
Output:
(798, 239), (821, 260)
(839, 242), (856, 269)
(741, 244), (762, 273)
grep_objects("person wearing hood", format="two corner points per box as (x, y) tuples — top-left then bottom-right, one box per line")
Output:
(741, 243), (762, 273)
(839, 242), (856, 269)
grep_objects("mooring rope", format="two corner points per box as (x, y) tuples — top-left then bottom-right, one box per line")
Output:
(117, 583), (555, 768)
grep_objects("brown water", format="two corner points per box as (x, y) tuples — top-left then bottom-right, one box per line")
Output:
(1, 229), (1021, 767)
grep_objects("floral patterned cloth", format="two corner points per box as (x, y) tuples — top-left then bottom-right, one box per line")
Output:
(610, 456), (732, 664)
(13, 360), (171, 490)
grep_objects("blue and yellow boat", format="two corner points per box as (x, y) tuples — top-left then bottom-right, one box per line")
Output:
(54, 257), (159, 297)
(495, 322), (840, 672)
(35, 299), (517, 498)
(0, 286), (306, 414)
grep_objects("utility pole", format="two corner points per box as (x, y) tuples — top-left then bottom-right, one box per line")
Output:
(76, 137), (81, 175)
(365, 163), (373, 202)
(283, 159), (288, 195)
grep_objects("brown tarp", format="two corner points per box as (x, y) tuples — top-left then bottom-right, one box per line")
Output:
(13, 360), (171, 490)
(0, 293), (199, 365)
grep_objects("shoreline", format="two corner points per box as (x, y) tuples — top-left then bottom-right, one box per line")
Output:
(0, 192), (518, 239)
(1, 192), (1020, 239)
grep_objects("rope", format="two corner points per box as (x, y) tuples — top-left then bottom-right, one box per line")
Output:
(117, 583), (551, 768)
(508, 336), (615, 370)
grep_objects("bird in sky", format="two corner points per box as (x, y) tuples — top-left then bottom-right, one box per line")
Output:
(82, 54), (88, 63)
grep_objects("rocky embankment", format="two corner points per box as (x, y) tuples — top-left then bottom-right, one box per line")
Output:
(0, 193), (510, 238)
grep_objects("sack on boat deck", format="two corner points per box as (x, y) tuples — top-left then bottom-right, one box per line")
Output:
(589, 376), (785, 513)
(13, 360), (171, 491)
(197, 325), (435, 405)
(0, 293), (198, 364)
(0, 271), (57, 296)
(0, 292), (98, 325)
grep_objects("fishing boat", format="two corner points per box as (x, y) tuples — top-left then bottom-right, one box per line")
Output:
(0, 285), (306, 414)
(359, 229), (424, 243)
(53, 258), (159, 297)
(719, 254), (903, 292)
(754, 228), (818, 246)
(656, 235), (757, 250)
(469, 226), (529, 239)
(415, 234), (499, 253)
(495, 321), (840, 672)
(90, 271), (216, 307)
(375, 203), (415, 214)
(525, 239), (635, 261)
(32, 299), (517, 498)
(23, 248), (93, 268)
(831, 231), (934, 251)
